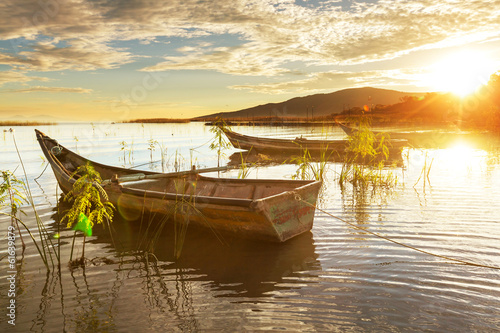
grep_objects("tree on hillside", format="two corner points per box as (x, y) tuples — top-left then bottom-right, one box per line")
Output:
(488, 71), (500, 107)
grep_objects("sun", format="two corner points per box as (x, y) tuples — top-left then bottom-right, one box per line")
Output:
(426, 50), (497, 97)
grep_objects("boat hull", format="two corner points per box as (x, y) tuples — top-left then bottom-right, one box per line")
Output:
(222, 127), (407, 153)
(35, 130), (321, 242)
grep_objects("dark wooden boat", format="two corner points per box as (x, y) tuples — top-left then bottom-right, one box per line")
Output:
(35, 129), (321, 242)
(222, 127), (408, 153)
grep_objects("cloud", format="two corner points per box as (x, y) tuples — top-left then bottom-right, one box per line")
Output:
(141, 43), (292, 76)
(0, 70), (50, 86)
(5, 86), (93, 93)
(0, 0), (499, 76)
(230, 68), (426, 94)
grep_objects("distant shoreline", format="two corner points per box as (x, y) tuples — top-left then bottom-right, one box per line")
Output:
(0, 121), (57, 126)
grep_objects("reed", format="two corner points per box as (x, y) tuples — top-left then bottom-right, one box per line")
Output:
(147, 139), (156, 163)
(60, 162), (115, 266)
(154, 141), (168, 172)
(292, 147), (331, 181)
(209, 117), (232, 168)
(237, 148), (254, 179)
(119, 140), (128, 163)
(1, 170), (28, 249)
(8, 129), (60, 270)
(339, 116), (398, 189)
(413, 152), (433, 190)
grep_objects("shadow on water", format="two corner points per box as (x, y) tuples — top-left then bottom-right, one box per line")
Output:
(15, 199), (320, 332)
(52, 194), (321, 295)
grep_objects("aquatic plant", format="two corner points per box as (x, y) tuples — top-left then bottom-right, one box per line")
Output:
(292, 147), (330, 181)
(7, 129), (60, 270)
(154, 140), (168, 172)
(147, 139), (157, 162)
(209, 117), (232, 168)
(413, 151), (433, 190)
(61, 162), (115, 265)
(237, 148), (254, 179)
(339, 116), (398, 188)
(119, 141), (128, 162)
(1, 170), (28, 249)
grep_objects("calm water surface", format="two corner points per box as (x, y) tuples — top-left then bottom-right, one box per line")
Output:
(1, 123), (499, 332)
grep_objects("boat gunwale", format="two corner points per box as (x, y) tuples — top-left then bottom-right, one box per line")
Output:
(35, 129), (320, 208)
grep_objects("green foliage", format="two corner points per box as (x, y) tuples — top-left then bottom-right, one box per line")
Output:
(291, 148), (329, 181)
(0, 170), (28, 217)
(209, 117), (232, 167)
(61, 162), (114, 231)
(340, 116), (397, 188)
(237, 149), (254, 179)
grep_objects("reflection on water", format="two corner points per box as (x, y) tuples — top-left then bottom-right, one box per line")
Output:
(1, 123), (500, 332)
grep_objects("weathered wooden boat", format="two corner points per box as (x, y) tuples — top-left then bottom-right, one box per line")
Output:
(35, 129), (321, 242)
(222, 127), (408, 153)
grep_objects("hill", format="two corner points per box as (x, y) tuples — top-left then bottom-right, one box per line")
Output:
(197, 87), (426, 119)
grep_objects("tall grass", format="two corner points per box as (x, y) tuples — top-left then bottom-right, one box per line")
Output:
(4, 129), (61, 270)
(292, 147), (331, 181)
(209, 117), (232, 168)
(339, 116), (398, 189)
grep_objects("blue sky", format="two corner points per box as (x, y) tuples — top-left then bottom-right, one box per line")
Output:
(1, 0), (500, 121)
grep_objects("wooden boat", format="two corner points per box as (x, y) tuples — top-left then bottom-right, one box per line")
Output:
(336, 122), (488, 148)
(337, 121), (438, 139)
(222, 127), (408, 153)
(35, 129), (321, 242)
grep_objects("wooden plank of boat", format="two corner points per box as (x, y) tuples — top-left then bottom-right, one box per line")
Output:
(35, 129), (321, 242)
(222, 127), (407, 153)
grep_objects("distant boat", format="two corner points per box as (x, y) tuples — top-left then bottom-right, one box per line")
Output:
(35, 129), (321, 242)
(337, 121), (435, 139)
(222, 127), (408, 153)
(336, 122), (488, 148)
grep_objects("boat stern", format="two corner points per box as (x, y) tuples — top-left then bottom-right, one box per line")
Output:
(253, 181), (322, 242)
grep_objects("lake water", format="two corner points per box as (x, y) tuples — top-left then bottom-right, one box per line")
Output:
(1, 122), (500, 332)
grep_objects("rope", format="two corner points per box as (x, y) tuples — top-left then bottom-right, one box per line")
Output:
(294, 194), (500, 270)
(189, 137), (214, 152)
(127, 160), (162, 169)
(34, 163), (49, 180)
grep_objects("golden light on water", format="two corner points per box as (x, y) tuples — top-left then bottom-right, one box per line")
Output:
(426, 50), (497, 98)
(433, 142), (486, 174)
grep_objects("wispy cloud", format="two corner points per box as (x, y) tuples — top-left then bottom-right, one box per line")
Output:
(0, 70), (50, 86)
(5, 86), (93, 93)
(1, 1), (499, 71)
(230, 68), (426, 94)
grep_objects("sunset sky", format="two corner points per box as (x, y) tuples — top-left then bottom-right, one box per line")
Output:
(1, 0), (500, 121)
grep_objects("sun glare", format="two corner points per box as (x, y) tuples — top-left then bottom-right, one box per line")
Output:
(436, 142), (486, 174)
(427, 50), (497, 98)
